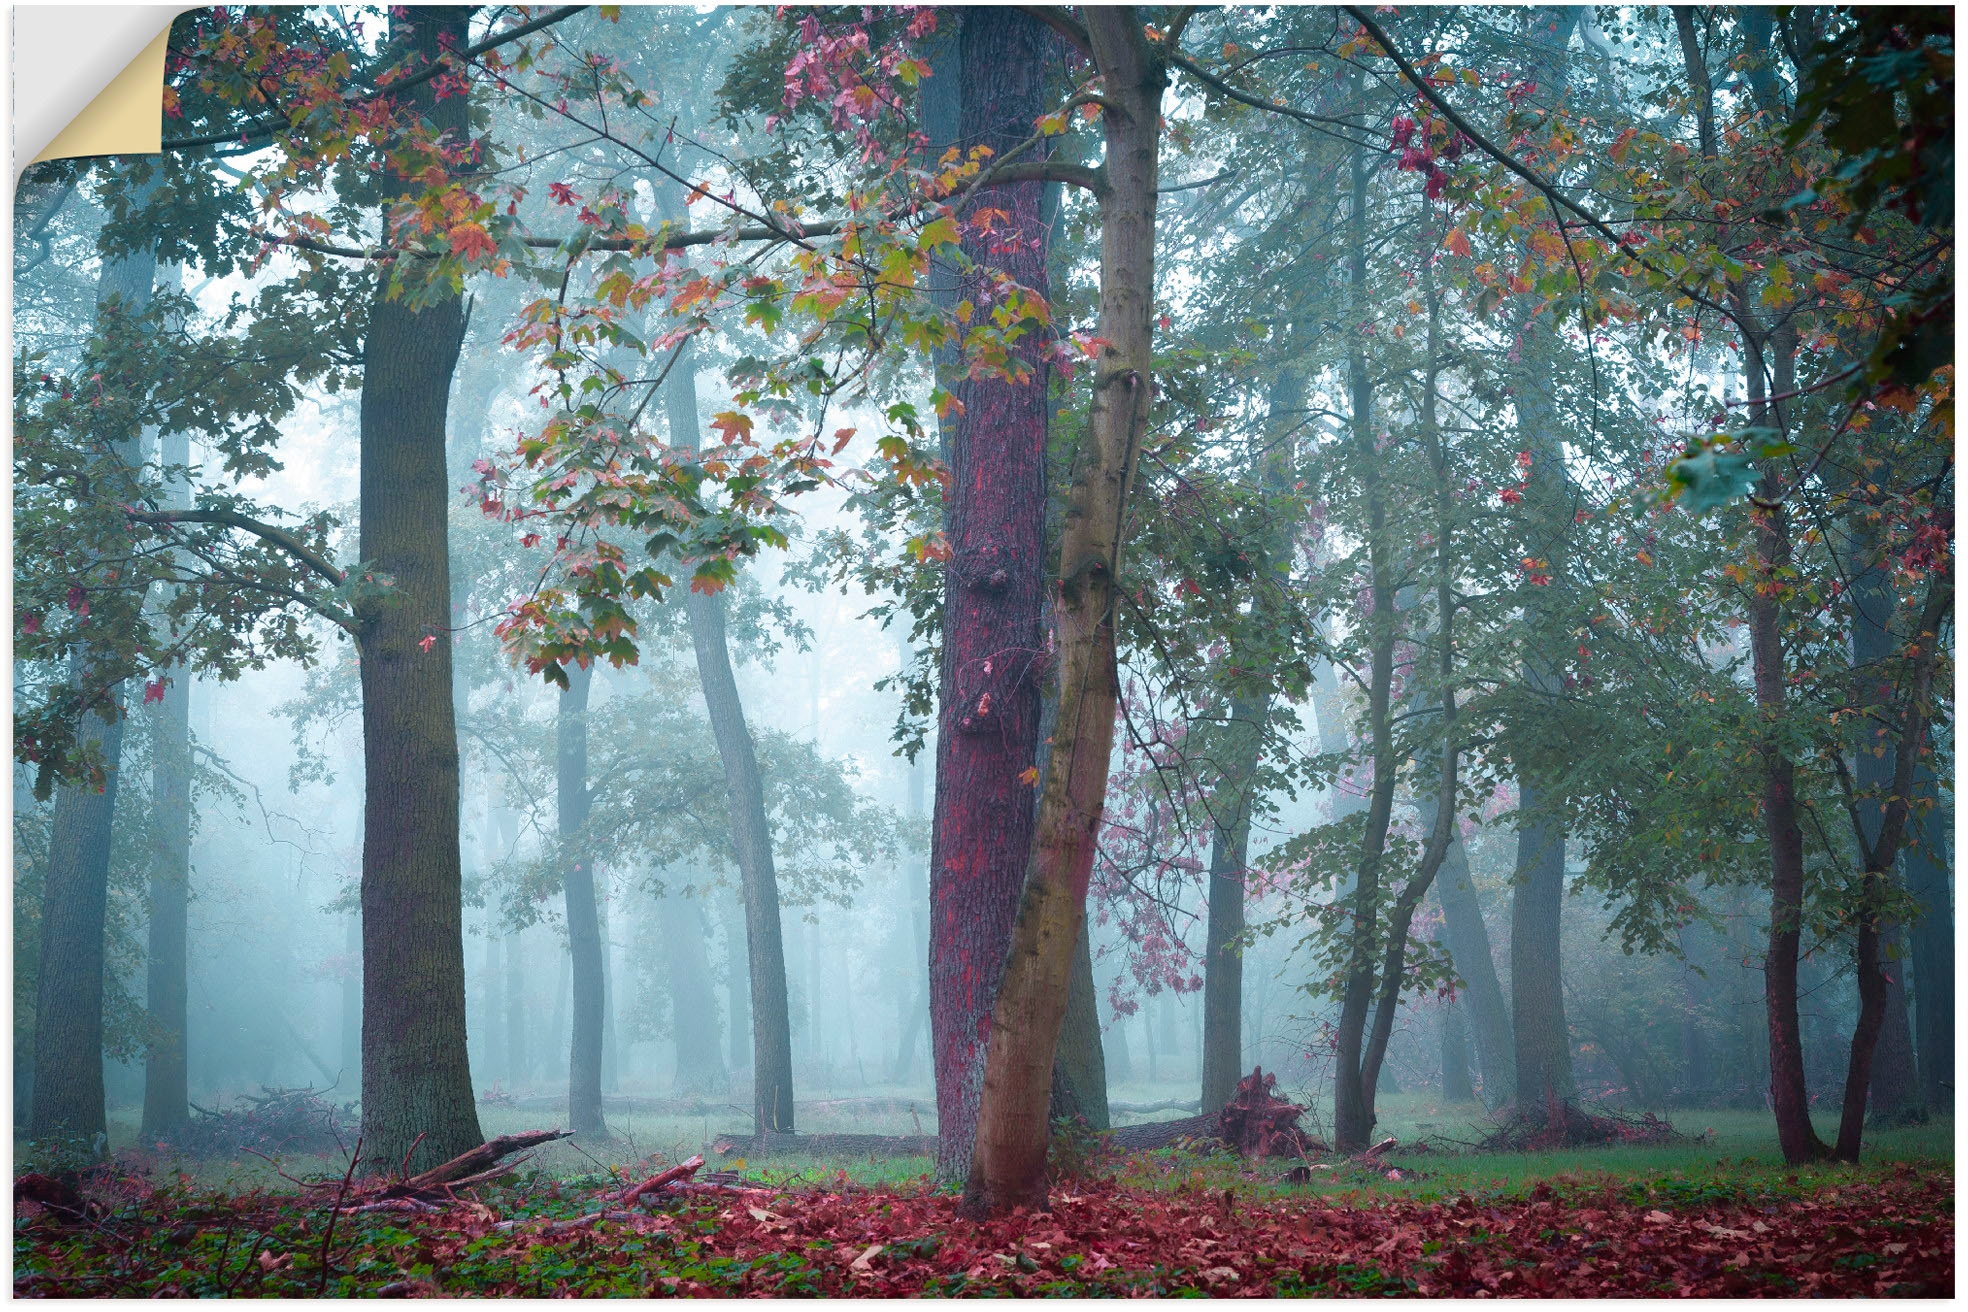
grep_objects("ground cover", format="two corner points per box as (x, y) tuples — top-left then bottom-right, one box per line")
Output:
(16, 1103), (1954, 1298)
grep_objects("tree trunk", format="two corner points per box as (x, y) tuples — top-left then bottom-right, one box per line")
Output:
(1833, 572), (1950, 1161)
(1844, 523), (1922, 1122)
(29, 201), (158, 1145)
(1751, 494), (1831, 1162)
(927, 5), (1057, 1180)
(660, 888), (729, 1096)
(1440, 1001), (1475, 1103)
(964, 9), (1162, 1218)
(599, 886), (620, 1094)
(141, 422), (193, 1143)
(687, 589), (794, 1132)
(1509, 786), (1573, 1109)
(1434, 841), (1512, 1105)
(354, 4), (483, 1173)
(504, 925), (528, 1091)
(1198, 702), (1259, 1115)
(558, 663), (607, 1137)
(1052, 918), (1110, 1128)
(720, 892), (752, 1076)
(1907, 762), (1952, 1109)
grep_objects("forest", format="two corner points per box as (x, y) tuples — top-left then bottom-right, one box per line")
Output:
(12, 2), (1953, 1298)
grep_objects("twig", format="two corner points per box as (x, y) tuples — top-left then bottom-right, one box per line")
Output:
(618, 1154), (704, 1204)
(317, 1136), (361, 1297)
(396, 1132), (428, 1184)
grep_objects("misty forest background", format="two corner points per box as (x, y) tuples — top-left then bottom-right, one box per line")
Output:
(12, 0), (1952, 1203)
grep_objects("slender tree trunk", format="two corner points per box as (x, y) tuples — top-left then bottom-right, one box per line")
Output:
(1751, 491), (1831, 1162)
(1833, 573), (1950, 1161)
(504, 926), (528, 1091)
(1198, 701), (1260, 1114)
(926, 5), (1057, 1179)
(1051, 920), (1110, 1128)
(558, 663), (607, 1136)
(354, 5), (483, 1172)
(1434, 842), (1512, 1104)
(29, 199), (157, 1145)
(1331, 119), (1403, 1153)
(965, 9), (1163, 1217)
(660, 887), (729, 1095)
(1844, 521), (1922, 1122)
(141, 422), (193, 1143)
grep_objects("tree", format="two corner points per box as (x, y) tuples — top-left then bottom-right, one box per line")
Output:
(28, 181), (158, 1144)
(964, 4), (1170, 1218)
(925, 5), (1059, 1177)
(349, 6), (485, 1170)
(557, 662), (607, 1137)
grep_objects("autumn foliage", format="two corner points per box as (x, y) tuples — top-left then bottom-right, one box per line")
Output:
(15, 1168), (1951, 1297)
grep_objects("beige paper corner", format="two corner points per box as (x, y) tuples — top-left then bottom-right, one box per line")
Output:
(31, 22), (174, 164)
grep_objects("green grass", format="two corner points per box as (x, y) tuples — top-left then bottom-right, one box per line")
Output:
(41, 1084), (1951, 1207)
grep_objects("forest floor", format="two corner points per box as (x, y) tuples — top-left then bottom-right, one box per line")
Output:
(16, 1090), (1953, 1296)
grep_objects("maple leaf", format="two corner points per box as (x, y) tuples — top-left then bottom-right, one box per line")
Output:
(548, 181), (578, 205)
(446, 222), (497, 262)
(419, 635), (437, 653)
(143, 678), (168, 705)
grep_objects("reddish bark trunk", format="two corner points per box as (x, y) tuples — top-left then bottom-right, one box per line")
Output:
(927, 6), (1054, 1179)
(964, 7), (1163, 1218)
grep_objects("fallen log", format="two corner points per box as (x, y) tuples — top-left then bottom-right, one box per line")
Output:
(397, 1129), (573, 1195)
(1103, 1113), (1223, 1153)
(1111, 1098), (1202, 1115)
(619, 1154), (704, 1204)
(713, 1132), (938, 1159)
(1357, 1136), (1398, 1161)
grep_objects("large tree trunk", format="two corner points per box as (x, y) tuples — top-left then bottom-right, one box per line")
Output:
(1907, 762), (1952, 1111)
(964, 9), (1162, 1218)
(141, 420), (194, 1143)
(29, 200), (158, 1145)
(558, 663), (607, 1136)
(659, 888), (729, 1096)
(354, 5), (483, 1173)
(926, 5), (1056, 1180)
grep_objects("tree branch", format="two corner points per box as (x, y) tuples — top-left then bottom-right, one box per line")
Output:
(164, 5), (590, 151)
(126, 507), (346, 588)
(1014, 5), (1092, 55)
(1339, 5), (1746, 331)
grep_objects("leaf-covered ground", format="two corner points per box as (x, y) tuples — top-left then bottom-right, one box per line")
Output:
(16, 1166), (1951, 1297)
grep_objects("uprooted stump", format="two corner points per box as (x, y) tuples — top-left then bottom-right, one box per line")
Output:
(1107, 1067), (1327, 1158)
(1478, 1098), (1685, 1152)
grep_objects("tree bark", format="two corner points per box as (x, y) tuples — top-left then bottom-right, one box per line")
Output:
(29, 198), (157, 1145)
(927, 5), (1057, 1180)
(1440, 1000), (1475, 1103)
(141, 421), (194, 1143)
(659, 887), (729, 1096)
(964, 8), (1163, 1217)
(354, 5), (484, 1173)
(1198, 698), (1260, 1115)
(558, 662), (608, 1136)
(1508, 793), (1573, 1108)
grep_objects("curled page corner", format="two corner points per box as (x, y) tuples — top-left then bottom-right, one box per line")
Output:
(15, 7), (187, 172)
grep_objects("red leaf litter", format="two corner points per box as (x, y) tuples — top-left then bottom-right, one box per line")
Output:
(16, 1169), (1951, 1297)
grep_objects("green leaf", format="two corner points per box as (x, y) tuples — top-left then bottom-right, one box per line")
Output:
(1666, 446), (1759, 513)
